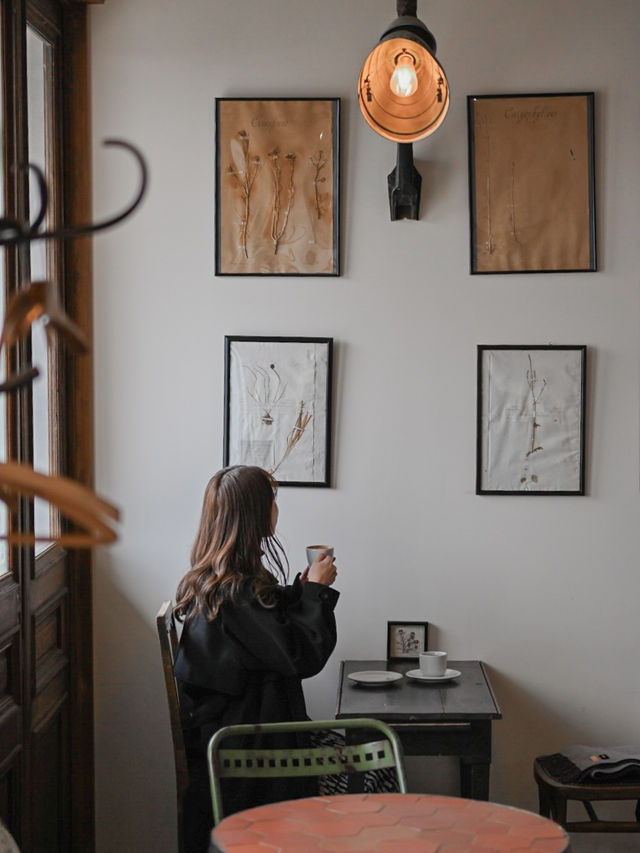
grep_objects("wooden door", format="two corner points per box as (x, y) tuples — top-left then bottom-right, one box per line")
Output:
(0, 1), (94, 851)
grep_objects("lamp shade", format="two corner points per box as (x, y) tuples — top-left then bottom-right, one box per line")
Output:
(358, 17), (449, 143)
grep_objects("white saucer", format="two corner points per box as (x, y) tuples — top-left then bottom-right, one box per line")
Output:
(347, 670), (403, 686)
(405, 668), (461, 683)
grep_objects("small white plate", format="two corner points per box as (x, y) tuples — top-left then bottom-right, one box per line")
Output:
(405, 668), (461, 683)
(347, 670), (403, 686)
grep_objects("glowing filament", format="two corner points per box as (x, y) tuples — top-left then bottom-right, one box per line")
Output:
(390, 51), (418, 97)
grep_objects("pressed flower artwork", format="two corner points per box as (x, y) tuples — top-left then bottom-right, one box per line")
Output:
(216, 99), (339, 275)
(468, 93), (596, 273)
(477, 345), (586, 494)
(224, 337), (333, 487)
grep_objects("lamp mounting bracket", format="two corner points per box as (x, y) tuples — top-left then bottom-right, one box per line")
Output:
(388, 143), (421, 220)
(397, 0), (417, 16)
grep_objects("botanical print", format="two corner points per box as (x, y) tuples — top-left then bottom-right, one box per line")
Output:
(394, 628), (421, 656)
(387, 622), (427, 660)
(478, 347), (585, 493)
(216, 99), (338, 275)
(226, 338), (331, 485)
(469, 94), (595, 273)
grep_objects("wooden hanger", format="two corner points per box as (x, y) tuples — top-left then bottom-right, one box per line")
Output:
(0, 279), (89, 353)
(0, 279), (88, 392)
(0, 461), (120, 546)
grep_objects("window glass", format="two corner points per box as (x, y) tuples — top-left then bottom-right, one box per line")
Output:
(27, 25), (54, 549)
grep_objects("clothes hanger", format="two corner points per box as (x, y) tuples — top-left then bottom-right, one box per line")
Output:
(0, 138), (147, 392)
(0, 279), (89, 353)
(0, 461), (120, 547)
(0, 137), (147, 546)
(0, 279), (88, 394)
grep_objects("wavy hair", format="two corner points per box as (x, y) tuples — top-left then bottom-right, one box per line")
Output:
(174, 466), (288, 621)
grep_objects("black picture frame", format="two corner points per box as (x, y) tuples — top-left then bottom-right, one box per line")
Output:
(468, 92), (596, 274)
(224, 336), (333, 487)
(215, 97), (340, 276)
(477, 345), (587, 495)
(386, 621), (428, 662)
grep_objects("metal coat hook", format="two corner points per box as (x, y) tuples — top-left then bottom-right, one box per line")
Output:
(0, 163), (48, 245)
(0, 138), (148, 393)
(0, 139), (147, 548)
(0, 138), (148, 247)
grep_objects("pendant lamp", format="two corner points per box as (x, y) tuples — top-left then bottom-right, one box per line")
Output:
(358, 0), (449, 220)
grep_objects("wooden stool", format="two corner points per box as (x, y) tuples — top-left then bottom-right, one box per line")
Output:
(534, 755), (640, 832)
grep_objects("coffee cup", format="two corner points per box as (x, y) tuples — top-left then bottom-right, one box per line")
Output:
(306, 545), (334, 566)
(419, 651), (447, 677)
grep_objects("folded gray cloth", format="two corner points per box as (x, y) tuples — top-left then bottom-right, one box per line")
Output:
(539, 745), (640, 783)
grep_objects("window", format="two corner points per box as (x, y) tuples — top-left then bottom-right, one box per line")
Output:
(27, 23), (56, 548)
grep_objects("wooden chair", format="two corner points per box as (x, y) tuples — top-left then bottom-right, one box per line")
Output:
(207, 717), (408, 825)
(534, 755), (640, 833)
(156, 601), (189, 852)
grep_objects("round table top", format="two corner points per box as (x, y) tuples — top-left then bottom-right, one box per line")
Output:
(210, 792), (571, 853)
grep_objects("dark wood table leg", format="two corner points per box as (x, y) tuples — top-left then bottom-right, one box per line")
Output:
(460, 759), (490, 800)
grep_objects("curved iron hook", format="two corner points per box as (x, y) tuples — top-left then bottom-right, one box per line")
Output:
(34, 139), (148, 242)
(27, 163), (49, 233)
(0, 139), (147, 247)
(0, 163), (49, 247)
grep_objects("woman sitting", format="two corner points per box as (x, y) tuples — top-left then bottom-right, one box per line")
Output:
(173, 465), (338, 853)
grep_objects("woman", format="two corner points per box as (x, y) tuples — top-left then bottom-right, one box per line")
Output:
(173, 465), (338, 852)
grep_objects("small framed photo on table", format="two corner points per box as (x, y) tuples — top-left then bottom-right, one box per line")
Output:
(386, 621), (428, 662)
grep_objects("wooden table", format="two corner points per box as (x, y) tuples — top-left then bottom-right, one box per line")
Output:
(336, 660), (502, 800)
(209, 793), (571, 852)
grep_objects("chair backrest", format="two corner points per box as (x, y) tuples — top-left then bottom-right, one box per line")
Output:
(207, 717), (407, 825)
(156, 601), (189, 851)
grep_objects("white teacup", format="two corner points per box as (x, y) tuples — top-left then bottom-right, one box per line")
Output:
(419, 651), (448, 677)
(305, 545), (334, 566)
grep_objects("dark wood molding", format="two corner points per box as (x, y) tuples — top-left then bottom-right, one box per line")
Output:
(61, 5), (96, 853)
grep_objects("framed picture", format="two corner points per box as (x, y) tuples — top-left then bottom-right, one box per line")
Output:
(386, 621), (428, 662)
(215, 98), (340, 276)
(224, 336), (333, 487)
(467, 93), (596, 273)
(477, 345), (586, 495)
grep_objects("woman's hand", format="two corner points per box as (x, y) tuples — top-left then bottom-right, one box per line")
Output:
(307, 552), (337, 586)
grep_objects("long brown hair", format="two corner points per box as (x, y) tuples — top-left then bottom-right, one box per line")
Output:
(174, 466), (288, 621)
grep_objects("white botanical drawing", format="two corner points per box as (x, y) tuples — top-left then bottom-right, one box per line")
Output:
(227, 339), (330, 484)
(480, 347), (584, 493)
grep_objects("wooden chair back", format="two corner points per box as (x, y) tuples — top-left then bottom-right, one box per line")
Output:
(156, 601), (189, 852)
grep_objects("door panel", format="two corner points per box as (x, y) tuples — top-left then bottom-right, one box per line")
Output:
(0, 577), (22, 841)
(0, 2), (94, 851)
(30, 696), (69, 853)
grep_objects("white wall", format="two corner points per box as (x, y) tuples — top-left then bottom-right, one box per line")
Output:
(89, 1), (640, 851)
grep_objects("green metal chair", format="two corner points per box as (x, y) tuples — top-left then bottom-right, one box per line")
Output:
(207, 717), (407, 824)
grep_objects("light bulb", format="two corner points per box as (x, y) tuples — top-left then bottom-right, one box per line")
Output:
(390, 52), (418, 97)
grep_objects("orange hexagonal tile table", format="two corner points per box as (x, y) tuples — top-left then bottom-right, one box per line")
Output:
(209, 793), (571, 853)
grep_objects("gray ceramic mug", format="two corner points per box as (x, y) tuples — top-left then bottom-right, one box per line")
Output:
(305, 545), (334, 566)
(419, 651), (448, 677)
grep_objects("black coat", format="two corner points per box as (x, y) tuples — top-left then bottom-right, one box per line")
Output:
(173, 576), (339, 850)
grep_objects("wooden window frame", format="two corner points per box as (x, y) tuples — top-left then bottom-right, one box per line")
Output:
(1, 1), (96, 849)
